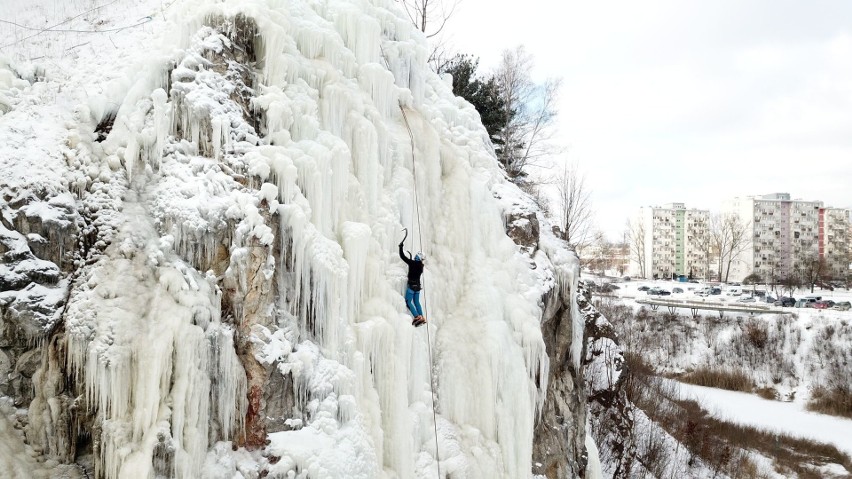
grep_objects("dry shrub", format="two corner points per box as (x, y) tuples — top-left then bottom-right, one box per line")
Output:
(745, 320), (769, 349)
(808, 385), (852, 419)
(680, 366), (754, 393)
(755, 387), (777, 400)
(627, 355), (852, 477)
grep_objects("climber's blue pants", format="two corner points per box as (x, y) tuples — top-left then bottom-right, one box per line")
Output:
(405, 287), (423, 317)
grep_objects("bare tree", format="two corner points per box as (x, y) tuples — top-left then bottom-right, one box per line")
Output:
(626, 218), (647, 279)
(765, 261), (786, 296)
(493, 46), (561, 180)
(796, 252), (825, 293)
(722, 214), (751, 283)
(778, 274), (802, 298)
(709, 213), (751, 282)
(556, 161), (593, 249)
(708, 214), (726, 282)
(397, 0), (460, 70)
(397, 0), (460, 38)
(742, 272), (762, 295)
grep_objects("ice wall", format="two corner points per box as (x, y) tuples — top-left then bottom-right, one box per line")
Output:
(1, 0), (586, 477)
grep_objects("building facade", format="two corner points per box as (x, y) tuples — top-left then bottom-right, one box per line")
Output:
(726, 193), (850, 282)
(632, 203), (710, 280)
(821, 207), (851, 281)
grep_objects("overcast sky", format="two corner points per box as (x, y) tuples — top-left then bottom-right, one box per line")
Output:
(442, 0), (852, 240)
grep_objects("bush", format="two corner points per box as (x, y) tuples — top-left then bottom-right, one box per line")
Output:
(745, 321), (768, 349)
(680, 367), (754, 393)
(755, 387), (777, 400)
(622, 330), (851, 477)
(808, 386), (852, 419)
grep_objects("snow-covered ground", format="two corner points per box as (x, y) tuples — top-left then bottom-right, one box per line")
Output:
(603, 275), (852, 306)
(677, 381), (852, 458)
(586, 272), (852, 476)
(597, 274), (852, 394)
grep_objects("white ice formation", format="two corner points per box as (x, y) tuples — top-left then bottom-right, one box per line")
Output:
(0, 0), (590, 478)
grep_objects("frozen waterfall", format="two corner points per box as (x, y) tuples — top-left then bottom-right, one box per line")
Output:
(0, 0), (588, 477)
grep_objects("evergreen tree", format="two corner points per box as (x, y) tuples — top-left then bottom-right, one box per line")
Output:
(439, 54), (509, 149)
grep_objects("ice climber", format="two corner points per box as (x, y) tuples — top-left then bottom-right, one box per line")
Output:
(399, 234), (426, 327)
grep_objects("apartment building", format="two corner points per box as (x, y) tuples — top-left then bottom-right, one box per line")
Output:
(726, 193), (850, 282)
(631, 203), (710, 279)
(578, 241), (630, 276)
(821, 207), (851, 280)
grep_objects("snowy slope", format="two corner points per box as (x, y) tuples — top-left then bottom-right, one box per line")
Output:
(677, 382), (852, 458)
(608, 279), (852, 403)
(1, 1), (587, 478)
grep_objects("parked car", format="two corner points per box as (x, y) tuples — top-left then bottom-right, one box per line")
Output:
(672, 287), (684, 294)
(638, 285), (650, 291)
(831, 301), (851, 311)
(710, 287), (722, 295)
(688, 279), (700, 283)
(774, 297), (796, 307)
(622, 276), (631, 281)
(764, 296), (776, 304)
(812, 300), (835, 310)
(658, 290), (671, 296)
(737, 296), (756, 303)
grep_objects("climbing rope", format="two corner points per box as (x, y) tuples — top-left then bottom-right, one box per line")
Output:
(399, 100), (441, 478)
(378, 43), (440, 478)
(400, 105), (441, 479)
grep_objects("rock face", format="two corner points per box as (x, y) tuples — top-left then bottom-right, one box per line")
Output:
(228, 235), (276, 448)
(0, 189), (78, 408)
(505, 211), (540, 254)
(579, 285), (636, 477)
(500, 196), (589, 478)
(532, 280), (588, 478)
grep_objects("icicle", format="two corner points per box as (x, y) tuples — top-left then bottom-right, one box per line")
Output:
(124, 136), (139, 182)
(358, 63), (397, 119)
(334, 4), (381, 65)
(152, 88), (169, 170)
(342, 222), (371, 321)
(208, 325), (247, 440)
(348, 115), (380, 215)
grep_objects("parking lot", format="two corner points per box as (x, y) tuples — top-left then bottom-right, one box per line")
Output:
(584, 274), (852, 315)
